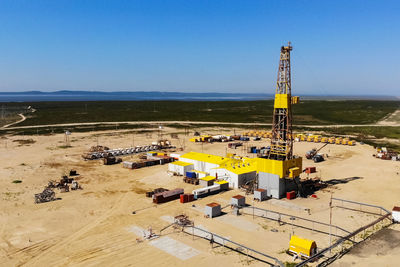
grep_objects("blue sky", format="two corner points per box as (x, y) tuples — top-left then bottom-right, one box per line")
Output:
(0, 0), (399, 95)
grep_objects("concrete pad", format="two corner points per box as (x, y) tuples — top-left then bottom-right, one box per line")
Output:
(216, 214), (260, 231)
(149, 236), (200, 260)
(127, 225), (147, 237)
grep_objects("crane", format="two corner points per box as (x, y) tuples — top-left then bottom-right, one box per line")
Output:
(305, 143), (328, 162)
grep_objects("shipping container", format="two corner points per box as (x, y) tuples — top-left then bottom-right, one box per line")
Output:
(180, 193), (195, 203)
(205, 202), (221, 218)
(305, 167), (316, 174)
(186, 171), (197, 178)
(231, 195), (246, 207)
(214, 180), (229, 191)
(286, 191), (296, 199)
(153, 188), (184, 204)
(254, 189), (267, 201)
(192, 184), (221, 199)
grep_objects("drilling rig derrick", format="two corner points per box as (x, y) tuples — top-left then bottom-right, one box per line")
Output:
(269, 42), (295, 161)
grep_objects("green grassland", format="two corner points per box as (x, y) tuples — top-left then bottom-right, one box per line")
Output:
(5, 100), (399, 126)
(1, 100), (399, 151)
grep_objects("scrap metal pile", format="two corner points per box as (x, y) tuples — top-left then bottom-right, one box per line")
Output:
(34, 170), (83, 204)
(47, 175), (82, 192)
(34, 188), (56, 204)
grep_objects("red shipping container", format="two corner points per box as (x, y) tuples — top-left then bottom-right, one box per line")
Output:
(286, 191), (296, 200)
(180, 194), (186, 203)
(188, 194), (194, 202)
(305, 167), (316, 174)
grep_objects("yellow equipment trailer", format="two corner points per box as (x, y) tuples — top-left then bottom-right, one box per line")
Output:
(314, 136), (321, 143)
(348, 140), (356, 146)
(288, 235), (317, 259)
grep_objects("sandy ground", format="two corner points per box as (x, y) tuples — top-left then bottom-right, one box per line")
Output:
(378, 109), (400, 126)
(1, 127), (400, 267)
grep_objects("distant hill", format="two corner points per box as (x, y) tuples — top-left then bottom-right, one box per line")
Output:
(0, 90), (272, 102)
(0, 90), (398, 102)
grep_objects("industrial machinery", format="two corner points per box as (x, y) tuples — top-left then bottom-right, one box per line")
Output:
(312, 154), (324, 163)
(305, 143), (328, 162)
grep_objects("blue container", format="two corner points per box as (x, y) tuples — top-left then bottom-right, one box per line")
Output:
(251, 147), (257, 153)
(186, 171), (197, 178)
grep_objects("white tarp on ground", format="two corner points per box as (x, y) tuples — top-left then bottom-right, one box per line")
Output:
(149, 236), (200, 260)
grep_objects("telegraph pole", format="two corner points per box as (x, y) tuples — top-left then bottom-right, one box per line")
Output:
(329, 193), (333, 255)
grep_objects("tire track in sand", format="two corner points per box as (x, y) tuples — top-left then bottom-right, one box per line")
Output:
(20, 192), (128, 266)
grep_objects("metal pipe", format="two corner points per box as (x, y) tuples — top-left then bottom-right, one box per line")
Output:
(332, 197), (390, 214)
(243, 206), (351, 235)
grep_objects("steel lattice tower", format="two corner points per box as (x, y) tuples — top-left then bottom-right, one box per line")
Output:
(269, 42), (293, 161)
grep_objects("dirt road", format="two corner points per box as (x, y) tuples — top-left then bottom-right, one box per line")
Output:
(1, 108), (399, 130)
(0, 114), (26, 129)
